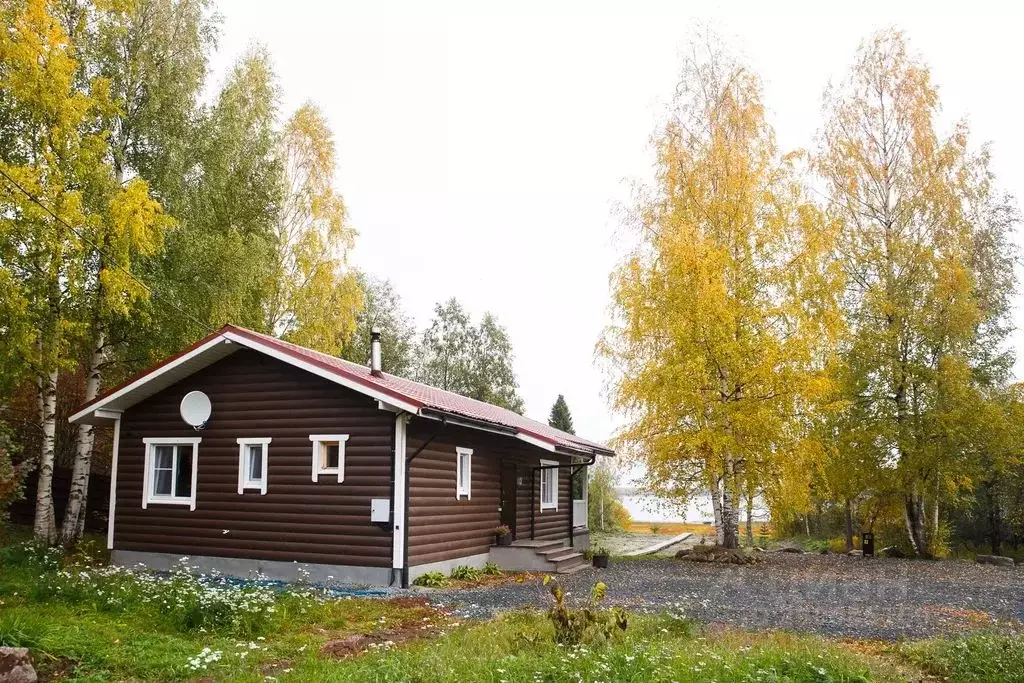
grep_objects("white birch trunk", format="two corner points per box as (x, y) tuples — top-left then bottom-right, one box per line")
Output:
(721, 458), (739, 549)
(745, 489), (754, 546)
(710, 472), (724, 546)
(62, 329), (104, 545)
(34, 368), (58, 544)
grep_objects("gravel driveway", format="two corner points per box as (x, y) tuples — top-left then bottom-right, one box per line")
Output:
(427, 554), (1024, 641)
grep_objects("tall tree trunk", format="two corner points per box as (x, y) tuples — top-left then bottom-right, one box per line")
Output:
(904, 489), (926, 557)
(844, 498), (855, 551)
(745, 488), (754, 546)
(985, 483), (1002, 555)
(62, 327), (104, 546)
(721, 458), (738, 549)
(34, 368), (58, 544)
(709, 472), (724, 545)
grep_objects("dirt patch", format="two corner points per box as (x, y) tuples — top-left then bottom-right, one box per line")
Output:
(259, 658), (294, 676)
(385, 596), (432, 609)
(320, 602), (454, 660)
(33, 654), (78, 682)
(320, 625), (426, 659)
(923, 604), (998, 627)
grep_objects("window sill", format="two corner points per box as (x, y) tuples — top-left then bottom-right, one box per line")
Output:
(145, 497), (194, 508)
(540, 504), (558, 512)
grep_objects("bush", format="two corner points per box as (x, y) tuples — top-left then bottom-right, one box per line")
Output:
(412, 571), (448, 587)
(0, 428), (26, 532)
(4, 543), (325, 637)
(543, 576), (627, 646)
(482, 561), (503, 576)
(0, 539), (62, 572)
(449, 565), (481, 581)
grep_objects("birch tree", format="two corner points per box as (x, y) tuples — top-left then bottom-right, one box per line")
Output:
(53, 0), (205, 543)
(0, 0), (169, 543)
(818, 29), (1017, 556)
(264, 103), (360, 355)
(601, 36), (841, 548)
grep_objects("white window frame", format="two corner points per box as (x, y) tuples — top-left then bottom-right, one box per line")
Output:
(309, 434), (349, 483)
(142, 437), (202, 510)
(237, 437), (271, 495)
(540, 458), (559, 511)
(456, 447), (472, 500)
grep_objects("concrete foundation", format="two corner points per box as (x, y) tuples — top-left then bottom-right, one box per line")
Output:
(407, 552), (491, 582)
(112, 550), (395, 587)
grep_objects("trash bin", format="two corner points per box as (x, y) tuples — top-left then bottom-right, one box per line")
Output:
(862, 532), (874, 557)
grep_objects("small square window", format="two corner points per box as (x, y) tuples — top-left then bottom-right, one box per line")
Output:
(143, 437), (201, 510)
(309, 434), (349, 483)
(456, 447), (472, 499)
(237, 438), (271, 495)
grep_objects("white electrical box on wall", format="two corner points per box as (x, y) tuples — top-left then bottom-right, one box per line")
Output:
(370, 498), (391, 523)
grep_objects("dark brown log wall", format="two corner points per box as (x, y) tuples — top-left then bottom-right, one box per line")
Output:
(517, 454), (572, 542)
(114, 349), (394, 566)
(406, 420), (571, 566)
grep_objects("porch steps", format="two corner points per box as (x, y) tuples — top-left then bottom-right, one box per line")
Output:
(491, 538), (591, 574)
(514, 539), (588, 573)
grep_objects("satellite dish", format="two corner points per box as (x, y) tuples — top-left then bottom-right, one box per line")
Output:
(180, 391), (212, 429)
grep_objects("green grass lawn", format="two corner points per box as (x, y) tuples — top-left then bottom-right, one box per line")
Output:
(1, 530), (1022, 682)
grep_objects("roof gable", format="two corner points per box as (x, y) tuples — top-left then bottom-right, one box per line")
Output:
(71, 325), (614, 457)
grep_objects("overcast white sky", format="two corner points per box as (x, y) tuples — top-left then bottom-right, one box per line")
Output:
(208, 0), (1024, 445)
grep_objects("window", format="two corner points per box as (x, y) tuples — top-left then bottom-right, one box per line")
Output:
(237, 437), (271, 495)
(309, 434), (349, 483)
(142, 437), (201, 510)
(540, 459), (558, 511)
(456, 447), (472, 499)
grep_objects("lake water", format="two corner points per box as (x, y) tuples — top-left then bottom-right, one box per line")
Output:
(620, 491), (769, 524)
(620, 493), (713, 523)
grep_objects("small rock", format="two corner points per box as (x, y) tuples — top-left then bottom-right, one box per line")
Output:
(976, 554), (1015, 568)
(778, 546), (804, 554)
(674, 548), (693, 558)
(0, 647), (37, 683)
(847, 549), (863, 557)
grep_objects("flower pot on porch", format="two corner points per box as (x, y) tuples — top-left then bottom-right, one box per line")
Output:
(592, 554), (609, 568)
(496, 533), (513, 547)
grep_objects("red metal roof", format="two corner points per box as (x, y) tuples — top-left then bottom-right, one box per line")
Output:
(76, 324), (613, 457)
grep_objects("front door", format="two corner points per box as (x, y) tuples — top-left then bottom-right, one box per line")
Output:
(500, 461), (518, 538)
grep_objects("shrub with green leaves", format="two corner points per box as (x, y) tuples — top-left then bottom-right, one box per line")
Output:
(482, 561), (503, 576)
(412, 571), (448, 587)
(449, 565), (481, 581)
(543, 576), (628, 646)
(0, 424), (26, 532)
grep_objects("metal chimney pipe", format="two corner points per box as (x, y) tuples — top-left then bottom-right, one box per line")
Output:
(370, 327), (382, 376)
